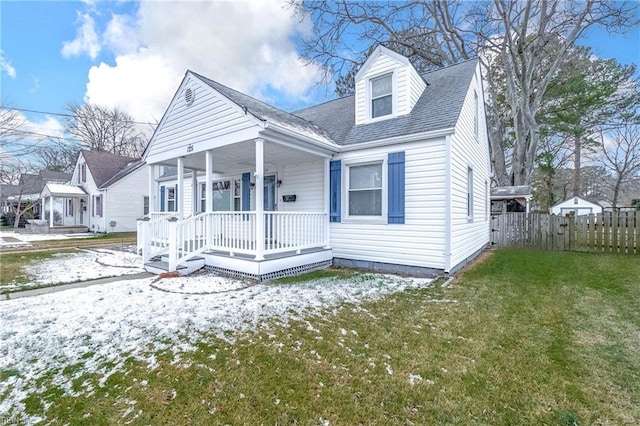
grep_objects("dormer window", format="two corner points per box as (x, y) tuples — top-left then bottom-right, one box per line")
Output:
(371, 74), (393, 119)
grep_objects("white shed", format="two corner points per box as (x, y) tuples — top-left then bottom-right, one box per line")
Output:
(550, 196), (603, 216)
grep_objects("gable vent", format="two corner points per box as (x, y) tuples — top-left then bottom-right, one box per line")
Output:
(184, 87), (195, 106)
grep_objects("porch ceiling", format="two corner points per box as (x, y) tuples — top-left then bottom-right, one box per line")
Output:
(155, 139), (326, 174)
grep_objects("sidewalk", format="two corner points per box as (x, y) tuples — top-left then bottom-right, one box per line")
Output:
(2, 271), (154, 301)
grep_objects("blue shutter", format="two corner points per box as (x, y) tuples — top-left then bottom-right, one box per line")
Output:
(388, 151), (405, 224)
(160, 186), (165, 212)
(329, 160), (341, 223)
(174, 184), (178, 212)
(242, 172), (251, 211)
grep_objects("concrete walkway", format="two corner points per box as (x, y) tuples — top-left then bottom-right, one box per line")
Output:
(2, 271), (154, 301)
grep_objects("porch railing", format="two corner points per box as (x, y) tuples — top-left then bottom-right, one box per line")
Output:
(139, 211), (329, 271)
(137, 214), (175, 262)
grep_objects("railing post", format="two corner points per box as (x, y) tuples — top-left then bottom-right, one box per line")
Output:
(167, 216), (178, 271)
(137, 217), (150, 261)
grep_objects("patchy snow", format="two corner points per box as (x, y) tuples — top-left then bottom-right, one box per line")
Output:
(0, 230), (99, 245)
(408, 373), (423, 386)
(2, 249), (144, 292)
(0, 271), (432, 420)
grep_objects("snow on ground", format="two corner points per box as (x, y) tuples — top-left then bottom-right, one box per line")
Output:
(0, 271), (432, 419)
(0, 231), (97, 246)
(2, 249), (144, 292)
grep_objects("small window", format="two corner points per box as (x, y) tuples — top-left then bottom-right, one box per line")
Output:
(371, 74), (393, 119)
(348, 163), (383, 216)
(467, 167), (474, 220)
(143, 196), (149, 215)
(80, 164), (86, 183)
(95, 195), (103, 217)
(167, 187), (176, 212)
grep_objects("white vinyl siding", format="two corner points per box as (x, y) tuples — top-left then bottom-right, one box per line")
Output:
(103, 164), (149, 232)
(331, 139), (448, 270)
(355, 48), (426, 125)
(276, 159), (325, 212)
(449, 67), (491, 270)
(145, 76), (261, 165)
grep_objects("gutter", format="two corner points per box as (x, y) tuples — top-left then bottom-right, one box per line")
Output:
(338, 127), (455, 152)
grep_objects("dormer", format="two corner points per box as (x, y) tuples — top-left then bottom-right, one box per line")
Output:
(354, 45), (427, 125)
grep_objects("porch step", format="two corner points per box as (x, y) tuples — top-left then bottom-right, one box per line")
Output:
(145, 256), (205, 276)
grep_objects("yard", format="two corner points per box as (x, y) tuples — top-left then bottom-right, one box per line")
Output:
(1, 248), (638, 425)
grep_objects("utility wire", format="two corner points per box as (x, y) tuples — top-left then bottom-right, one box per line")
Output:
(2, 106), (157, 126)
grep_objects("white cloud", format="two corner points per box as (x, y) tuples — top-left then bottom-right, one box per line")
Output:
(0, 50), (17, 78)
(83, 0), (324, 123)
(61, 12), (101, 60)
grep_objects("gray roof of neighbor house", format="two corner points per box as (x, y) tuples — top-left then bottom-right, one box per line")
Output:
(39, 170), (71, 182)
(0, 184), (21, 198)
(81, 150), (139, 188)
(193, 72), (334, 144)
(99, 159), (146, 188)
(295, 59), (479, 145)
(491, 185), (533, 200)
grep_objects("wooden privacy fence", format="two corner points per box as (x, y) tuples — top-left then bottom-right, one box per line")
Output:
(491, 212), (640, 254)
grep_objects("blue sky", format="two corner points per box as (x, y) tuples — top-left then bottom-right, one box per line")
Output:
(0, 0), (639, 153)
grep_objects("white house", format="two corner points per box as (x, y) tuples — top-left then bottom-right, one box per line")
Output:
(550, 196), (603, 217)
(139, 46), (491, 280)
(41, 150), (148, 233)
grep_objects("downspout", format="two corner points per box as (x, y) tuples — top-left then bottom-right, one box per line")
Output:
(444, 134), (452, 273)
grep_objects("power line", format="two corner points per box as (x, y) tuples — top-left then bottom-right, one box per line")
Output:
(2, 106), (157, 126)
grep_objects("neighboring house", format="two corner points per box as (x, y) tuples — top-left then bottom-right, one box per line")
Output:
(491, 185), (532, 215)
(139, 46), (491, 279)
(550, 196), (603, 216)
(2, 170), (71, 220)
(40, 150), (148, 232)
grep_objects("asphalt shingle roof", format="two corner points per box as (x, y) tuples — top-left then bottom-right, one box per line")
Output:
(82, 150), (139, 188)
(295, 59), (479, 145)
(186, 58), (478, 149)
(192, 72), (334, 144)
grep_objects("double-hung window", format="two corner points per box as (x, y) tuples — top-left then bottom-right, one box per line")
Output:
(371, 74), (393, 119)
(166, 187), (176, 212)
(200, 179), (241, 212)
(348, 162), (383, 217)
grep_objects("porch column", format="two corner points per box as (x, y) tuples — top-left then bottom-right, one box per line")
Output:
(49, 196), (54, 227)
(255, 138), (265, 260)
(323, 158), (331, 248)
(190, 169), (197, 214)
(148, 164), (157, 213)
(40, 198), (44, 220)
(177, 157), (184, 219)
(205, 150), (213, 212)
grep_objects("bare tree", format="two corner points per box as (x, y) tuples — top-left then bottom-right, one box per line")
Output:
(65, 103), (147, 157)
(598, 125), (640, 208)
(293, 0), (639, 185)
(35, 139), (82, 173)
(0, 160), (38, 228)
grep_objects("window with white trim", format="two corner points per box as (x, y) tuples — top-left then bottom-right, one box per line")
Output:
(200, 179), (242, 212)
(347, 162), (383, 217)
(371, 73), (393, 119)
(143, 196), (149, 215)
(467, 167), (474, 221)
(167, 187), (175, 212)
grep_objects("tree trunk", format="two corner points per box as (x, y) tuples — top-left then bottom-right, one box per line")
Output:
(612, 179), (622, 209)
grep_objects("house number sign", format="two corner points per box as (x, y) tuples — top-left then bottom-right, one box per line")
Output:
(187, 144), (194, 153)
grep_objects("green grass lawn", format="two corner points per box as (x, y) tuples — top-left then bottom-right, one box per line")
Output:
(0, 249), (80, 287)
(4, 248), (639, 425)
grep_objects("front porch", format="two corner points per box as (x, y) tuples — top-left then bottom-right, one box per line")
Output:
(138, 210), (332, 280)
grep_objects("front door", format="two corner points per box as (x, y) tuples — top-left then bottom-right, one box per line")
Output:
(264, 175), (276, 238)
